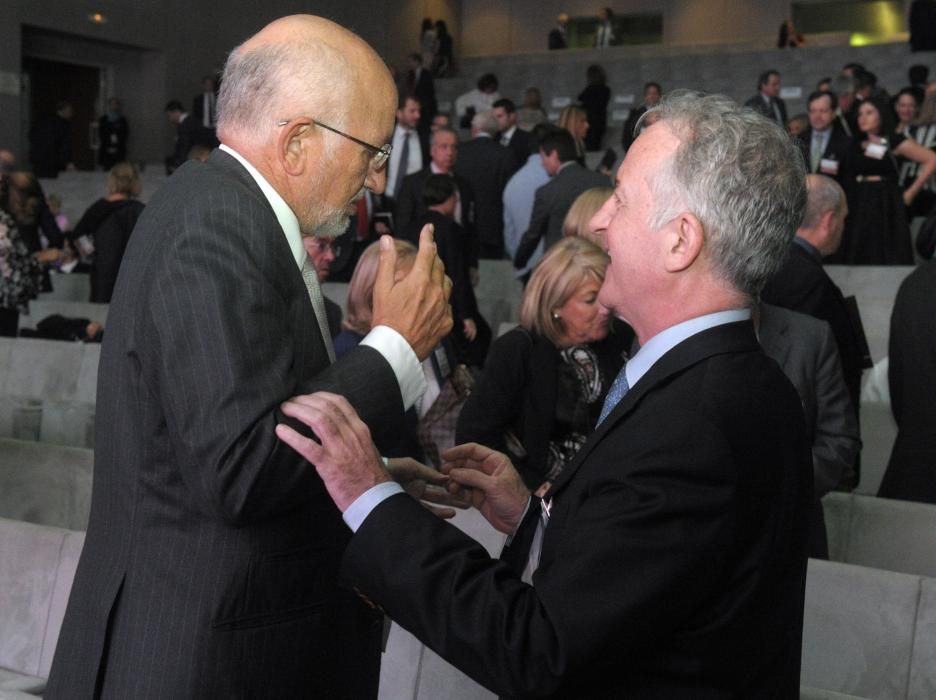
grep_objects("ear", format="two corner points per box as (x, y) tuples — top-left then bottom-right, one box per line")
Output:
(276, 119), (313, 177)
(662, 212), (704, 273)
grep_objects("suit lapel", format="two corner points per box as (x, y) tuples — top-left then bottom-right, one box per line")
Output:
(547, 321), (759, 496)
(208, 149), (331, 364)
(757, 306), (792, 368)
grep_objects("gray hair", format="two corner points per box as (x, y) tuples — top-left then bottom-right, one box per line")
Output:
(831, 75), (857, 97)
(217, 39), (349, 145)
(639, 90), (806, 297)
(472, 110), (499, 137)
(801, 174), (845, 229)
(430, 126), (458, 145)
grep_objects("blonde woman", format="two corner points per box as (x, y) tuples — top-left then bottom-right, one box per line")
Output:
(562, 186), (614, 245)
(558, 104), (588, 164)
(70, 162), (145, 302)
(456, 236), (633, 492)
(335, 238), (418, 356)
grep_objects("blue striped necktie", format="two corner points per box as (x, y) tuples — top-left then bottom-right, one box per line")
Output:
(597, 367), (629, 425)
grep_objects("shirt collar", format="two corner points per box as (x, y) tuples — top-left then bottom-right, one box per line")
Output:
(625, 308), (752, 390)
(793, 235), (822, 260)
(219, 143), (305, 270)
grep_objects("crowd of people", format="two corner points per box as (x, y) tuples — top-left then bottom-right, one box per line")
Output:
(2, 11), (936, 698)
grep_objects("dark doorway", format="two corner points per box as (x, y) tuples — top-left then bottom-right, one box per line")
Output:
(23, 57), (100, 172)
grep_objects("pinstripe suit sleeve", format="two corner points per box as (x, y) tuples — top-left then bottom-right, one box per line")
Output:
(145, 184), (403, 526)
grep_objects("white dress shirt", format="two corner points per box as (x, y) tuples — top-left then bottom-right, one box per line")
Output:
(503, 153), (550, 277)
(387, 125), (423, 198)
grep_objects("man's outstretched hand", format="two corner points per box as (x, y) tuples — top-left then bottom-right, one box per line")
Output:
(442, 443), (530, 534)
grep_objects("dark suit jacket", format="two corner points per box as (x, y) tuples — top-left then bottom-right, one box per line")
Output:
(548, 27), (567, 50)
(405, 211), (490, 365)
(407, 68), (437, 131)
(89, 199), (145, 304)
(514, 163), (610, 268)
(455, 136), (514, 258)
(394, 168), (477, 267)
(456, 325), (630, 489)
(342, 321), (812, 698)
(46, 149), (405, 699)
(621, 105), (648, 152)
(796, 127), (854, 189)
(759, 303), (859, 557)
(167, 114), (205, 170)
(879, 261), (936, 503)
(381, 128), (431, 214)
(744, 93), (788, 126)
(504, 128), (533, 173)
(761, 239), (869, 419)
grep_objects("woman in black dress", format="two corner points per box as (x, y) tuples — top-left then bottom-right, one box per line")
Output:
(840, 97), (936, 264)
(578, 64), (611, 152)
(70, 162), (145, 302)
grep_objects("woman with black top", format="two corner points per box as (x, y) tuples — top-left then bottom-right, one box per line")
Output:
(840, 97), (936, 264)
(578, 64), (611, 152)
(455, 236), (632, 494)
(70, 162), (145, 302)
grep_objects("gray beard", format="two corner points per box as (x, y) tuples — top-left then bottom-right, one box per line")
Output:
(311, 208), (349, 239)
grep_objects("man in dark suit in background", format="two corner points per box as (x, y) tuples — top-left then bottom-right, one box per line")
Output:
(394, 126), (478, 274)
(548, 12), (569, 49)
(513, 129), (609, 268)
(762, 174), (870, 442)
(279, 92), (813, 697)
(383, 94), (430, 215)
(879, 260), (936, 503)
(757, 302), (860, 558)
(493, 98), (533, 173)
(455, 109), (514, 258)
(405, 53), (437, 134)
(621, 81), (661, 153)
(745, 69), (788, 125)
(191, 74), (219, 132)
(164, 99), (206, 174)
(797, 91), (853, 190)
(46, 15), (453, 700)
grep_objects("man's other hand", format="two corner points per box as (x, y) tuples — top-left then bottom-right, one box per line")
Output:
(276, 392), (388, 512)
(386, 457), (469, 519)
(442, 443), (530, 534)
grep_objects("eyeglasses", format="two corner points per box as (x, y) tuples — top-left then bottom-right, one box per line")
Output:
(276, 118), (392, 171)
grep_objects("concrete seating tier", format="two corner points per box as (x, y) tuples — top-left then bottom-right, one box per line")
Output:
(0, 438), (92, 531)
(0, 338), (99, 449)
(801, 558), (936, 700)
(38, 273), (91, 303)
(438, 42), (927, 149)
(474, 259), (523, 338)
(824, 492), (936, 579)
(0, 517), (84, 698)
(17, 300), (109, 332)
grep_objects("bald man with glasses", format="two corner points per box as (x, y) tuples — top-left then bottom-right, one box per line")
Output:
(46, 15), (452, 700)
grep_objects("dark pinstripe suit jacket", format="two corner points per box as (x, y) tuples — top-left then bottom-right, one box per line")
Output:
(46, 150), (404, 699)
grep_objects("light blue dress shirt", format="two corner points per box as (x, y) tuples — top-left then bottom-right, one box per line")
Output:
(503, 153), (550, 278)
(344, 308), (752, 532)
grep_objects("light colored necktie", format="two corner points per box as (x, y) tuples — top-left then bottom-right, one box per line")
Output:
(301, 258), (336, 363)
(597, 367), (629, 425)
(393, 130), (412, 198)
(811, 134), (823, 172)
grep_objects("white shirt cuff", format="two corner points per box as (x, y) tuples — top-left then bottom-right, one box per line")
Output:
(361, 325), (427, 411)
(343, 481), (404, 532)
